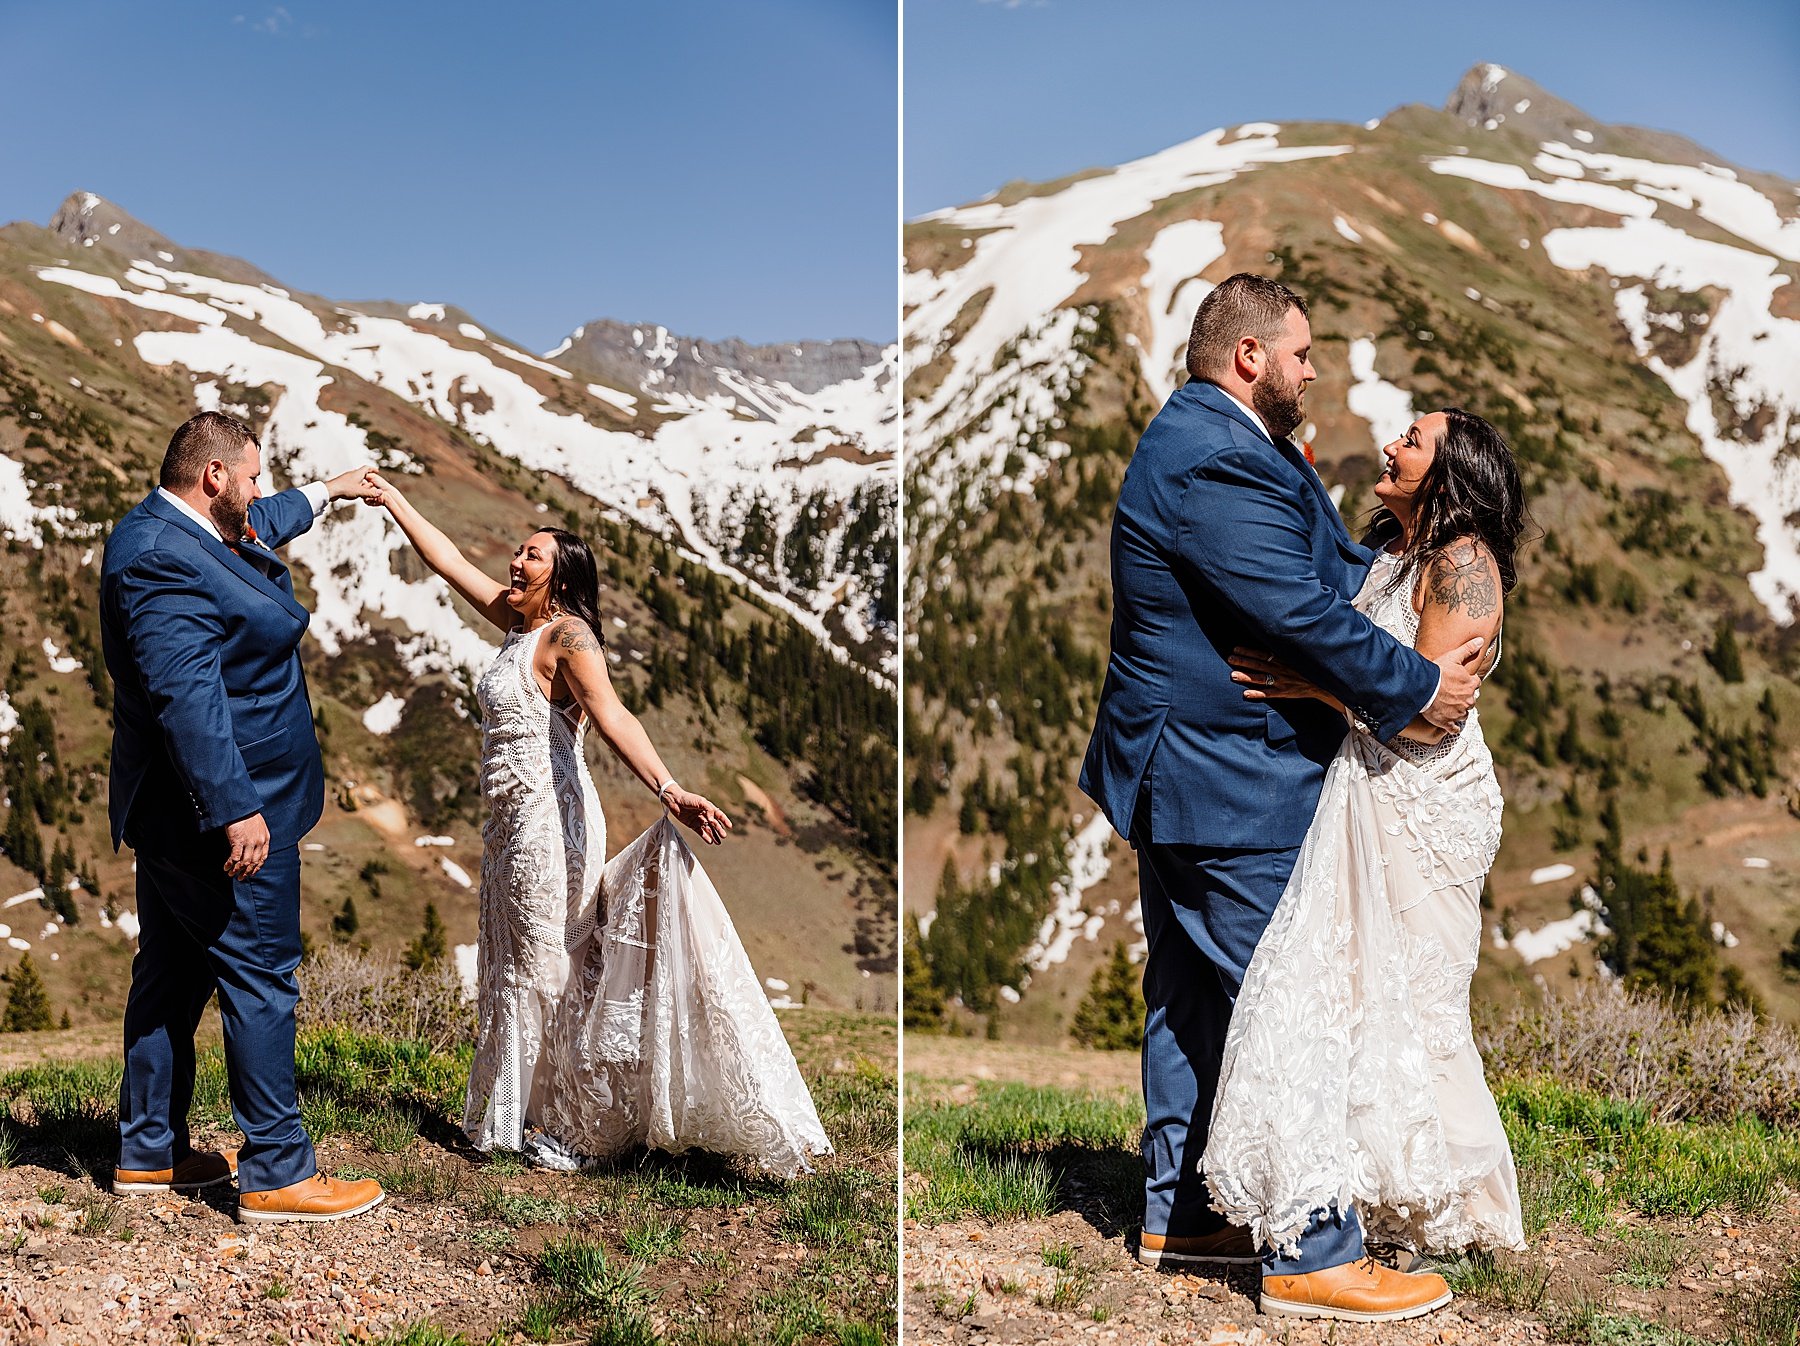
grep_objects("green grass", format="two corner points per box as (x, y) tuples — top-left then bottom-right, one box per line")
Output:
(780, 1168), (879, 1249)
(361, 1324), (484, 1346)
(1439, 1249), (1552, 1310)
(903, 1081), (1140, 1226)
(363, 1153), (465, 1202)
(1499, 1078), (1800, 1233)
(1609, 1227), (1687, 1291)
(0, 1028), (471, 1175)
(1555, 1297), (1712, 1345)
(620, 1210), (684, 1262)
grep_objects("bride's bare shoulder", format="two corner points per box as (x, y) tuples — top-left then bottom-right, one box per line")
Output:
(1418, 537), (1502, 625)
(542, 614), (603, 658)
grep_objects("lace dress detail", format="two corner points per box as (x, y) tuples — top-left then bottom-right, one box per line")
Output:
(463, 624), (832, 1178)
(465, 625), (606, 1154)
(1202, 550), (1525, 1255)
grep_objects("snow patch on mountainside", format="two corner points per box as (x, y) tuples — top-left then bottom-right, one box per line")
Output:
(906, 126), (1349, 546)
(1346, 338), (1416, 451)
(1138, 218), (1224, 405)
(35, 258), (894, 672)
(0, 454), (78, 547)
(1543, 217), (1800, 620)
(1428, 155), (1655, 217)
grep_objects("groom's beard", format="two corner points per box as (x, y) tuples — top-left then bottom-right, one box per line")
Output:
(210, 480), (250, 543)
(1252, 364), (1305, 443)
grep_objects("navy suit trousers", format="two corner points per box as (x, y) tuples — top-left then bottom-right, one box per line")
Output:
(118, 839), (315, 1192)
(1136, 832), (1362, 1274)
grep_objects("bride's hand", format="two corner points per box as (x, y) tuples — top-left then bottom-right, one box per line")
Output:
(361, 469), (403, 511)
(1229, 648), (1323, 701)
(666, 788), (732, 846)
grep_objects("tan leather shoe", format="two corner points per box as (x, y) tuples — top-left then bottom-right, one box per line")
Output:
(1136, 1225), (1260, 1267)
(114, 1147), (240, 1194)
(236, 1172), (384, 1224)
(1262, 1256), (1453, 1321)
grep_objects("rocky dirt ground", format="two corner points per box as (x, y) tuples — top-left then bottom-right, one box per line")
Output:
(0, 1009), (898, 1344)
(903, 1204), (1799, 1345)
(0, 1139), (525, 1343)
(903, 1040), (1800, 1345)
(0, 1127), (859, 1345)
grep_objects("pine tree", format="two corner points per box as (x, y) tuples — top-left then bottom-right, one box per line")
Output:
(332, 896), (360, 939)
(1707, 617), (1744, 683)
(1070, 942), (1144, 1051)
(3, 955), (53, 1032)
(404, 903), (447, 969)
(1780, 927), (1800, 978)
(902, 915), (944, 1033)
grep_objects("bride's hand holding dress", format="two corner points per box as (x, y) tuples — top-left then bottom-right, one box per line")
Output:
(361, 470), (829, 1176)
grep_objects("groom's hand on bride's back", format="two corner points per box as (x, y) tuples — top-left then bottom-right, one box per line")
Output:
(1420, 636), (1486, 732)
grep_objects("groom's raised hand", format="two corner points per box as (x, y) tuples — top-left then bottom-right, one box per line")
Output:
(323, 464), (383, 504)
(1419, 636), (1486, 732)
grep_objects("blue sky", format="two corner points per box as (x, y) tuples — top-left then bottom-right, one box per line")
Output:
(906, 0), (1800, 215)
(0, 1), (897, 349)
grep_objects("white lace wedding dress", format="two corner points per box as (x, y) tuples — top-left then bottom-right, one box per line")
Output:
(1202, 549), (1526, 1257)
(462, 624), (832, 1177)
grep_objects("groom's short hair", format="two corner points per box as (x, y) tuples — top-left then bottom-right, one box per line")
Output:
(1186, 274), (1308, 381)
(160, 411), (258, 489)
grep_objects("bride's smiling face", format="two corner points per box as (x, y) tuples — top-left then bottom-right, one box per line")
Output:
(1374, 412), (1447, 517)
(505, 531), (559, 614)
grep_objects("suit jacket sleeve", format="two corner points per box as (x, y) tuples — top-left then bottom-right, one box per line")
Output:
(116, 548), (264, 831)
(1174, 444), (1439, 741)
(247, 486), (320, 550)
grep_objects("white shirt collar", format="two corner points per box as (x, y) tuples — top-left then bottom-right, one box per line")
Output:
(156, 486), (224, 543)
(1212, 385), (1273, 444)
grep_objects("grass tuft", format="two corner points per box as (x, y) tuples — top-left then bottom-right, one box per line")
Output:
(1438, 1250), (1551, 1310)
(780, 1169), (875, 1248)
(540, 1233), (657, 1315)
(620, 1210), (684, 1262)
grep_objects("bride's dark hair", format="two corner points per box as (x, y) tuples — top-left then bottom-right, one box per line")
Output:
(541, 527), (607, 647)
(1365, 407), (1528, 594)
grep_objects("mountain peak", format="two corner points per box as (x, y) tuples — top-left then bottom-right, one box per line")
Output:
(47, 192), (177, 259)
(1443, 63), (1599, 145)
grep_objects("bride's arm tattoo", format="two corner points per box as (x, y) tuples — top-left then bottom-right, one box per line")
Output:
(1426, 542), (1498, 620)
(555, 621), (602, 654)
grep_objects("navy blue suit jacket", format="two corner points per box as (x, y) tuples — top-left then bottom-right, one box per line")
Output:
(1079, 380), (1439, 849)
(100, 488), (326, 852)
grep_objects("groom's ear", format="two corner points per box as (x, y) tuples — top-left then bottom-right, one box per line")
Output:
(1233, 334), (1263, 381)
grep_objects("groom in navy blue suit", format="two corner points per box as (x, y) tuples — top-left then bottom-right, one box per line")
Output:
(101, 411), (387, 1222)
(1080, 275), (1481, 1319)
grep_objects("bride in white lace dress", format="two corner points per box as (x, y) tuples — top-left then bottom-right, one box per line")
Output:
(364, 473), (831, 1177)
(1204, 408), (1529, 1257)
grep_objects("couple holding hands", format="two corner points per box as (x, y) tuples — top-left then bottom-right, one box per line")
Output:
(100, 411), (828, 1222)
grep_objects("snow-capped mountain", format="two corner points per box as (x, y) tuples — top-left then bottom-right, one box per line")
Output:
(906, 63), (1796, 619)
(27, 193), (896, 681)
(903, 65), (1800, 1032)
(0, 195), (898, 1024)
